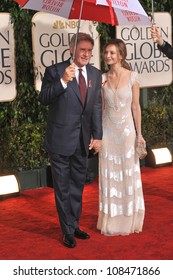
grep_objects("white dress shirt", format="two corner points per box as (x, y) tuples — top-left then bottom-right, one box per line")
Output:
(61, 63), (87, 89)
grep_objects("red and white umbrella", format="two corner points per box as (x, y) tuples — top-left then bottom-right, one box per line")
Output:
(13, 0), (151, 60)
(13, 0), (151, 26)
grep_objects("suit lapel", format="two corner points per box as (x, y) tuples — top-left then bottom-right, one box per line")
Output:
(59, 59), (82, 105)
(69, 78), (83, 105)
(67, 63), (94, 108)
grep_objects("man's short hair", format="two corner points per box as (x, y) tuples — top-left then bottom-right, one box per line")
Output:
(70, 32), (94, 49)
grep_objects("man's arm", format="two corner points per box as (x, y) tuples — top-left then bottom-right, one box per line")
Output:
(151, 25), (173, 59)
(158, 41), (173, 60)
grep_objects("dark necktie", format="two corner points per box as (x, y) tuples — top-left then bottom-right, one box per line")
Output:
(78, 68), (87, 106)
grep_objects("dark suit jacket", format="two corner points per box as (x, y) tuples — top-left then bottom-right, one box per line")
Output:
(39, 59), (102, 156)
(158, 41), (173, 59)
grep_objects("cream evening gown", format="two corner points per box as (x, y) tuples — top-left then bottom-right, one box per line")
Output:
(97, 71), (145, 236)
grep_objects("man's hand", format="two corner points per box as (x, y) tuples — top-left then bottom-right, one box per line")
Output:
(61, 63), (75, 83)
(89, 139), (102, 154)
(151, 25), (164, 46)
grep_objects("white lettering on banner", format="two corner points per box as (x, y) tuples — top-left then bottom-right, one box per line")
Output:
(0, 13), (16, 102)
(32, 13), (100, 92)
(116, 12), (172, 88)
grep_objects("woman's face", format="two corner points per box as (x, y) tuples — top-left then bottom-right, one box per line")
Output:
(104, 44), (122, 66)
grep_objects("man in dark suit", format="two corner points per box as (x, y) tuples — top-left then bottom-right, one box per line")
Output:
(39, 33), (102, 248)
(151, 25), (173, 59)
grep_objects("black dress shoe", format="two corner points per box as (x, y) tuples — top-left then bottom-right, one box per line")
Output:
(63, 234), (76, 248)
(74, 228), (90, 239)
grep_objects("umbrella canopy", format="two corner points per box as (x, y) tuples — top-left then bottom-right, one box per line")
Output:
(13, 0), (151, 26)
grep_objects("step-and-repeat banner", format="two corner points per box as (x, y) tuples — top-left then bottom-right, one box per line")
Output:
(0, 13), (16, 102)
(32, 12), (100, 92)
(116, 12), (172, 87)
(0, 12), (172, 101)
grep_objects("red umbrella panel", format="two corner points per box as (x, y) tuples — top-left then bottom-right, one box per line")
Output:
(13, 0), (151, 26)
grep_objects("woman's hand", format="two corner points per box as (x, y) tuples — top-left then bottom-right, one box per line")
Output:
(137, 135), (146, 147)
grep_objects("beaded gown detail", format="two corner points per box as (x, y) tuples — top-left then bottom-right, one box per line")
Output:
(97, 71), (145, 236)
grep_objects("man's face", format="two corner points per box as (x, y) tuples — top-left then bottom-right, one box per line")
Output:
(71, 40), (93, 67)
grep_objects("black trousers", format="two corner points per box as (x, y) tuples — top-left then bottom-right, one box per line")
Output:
(49, 137), (87, 235)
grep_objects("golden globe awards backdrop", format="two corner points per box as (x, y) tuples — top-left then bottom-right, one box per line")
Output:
(116, 12), (172, 88)
(32, 12), (100, 92)
(0, 13), (16, 102)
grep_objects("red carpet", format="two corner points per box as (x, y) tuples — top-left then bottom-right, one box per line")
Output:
(0, 166), (173, 260)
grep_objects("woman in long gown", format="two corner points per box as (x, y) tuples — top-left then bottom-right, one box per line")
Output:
(97, 39), (146, 236)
